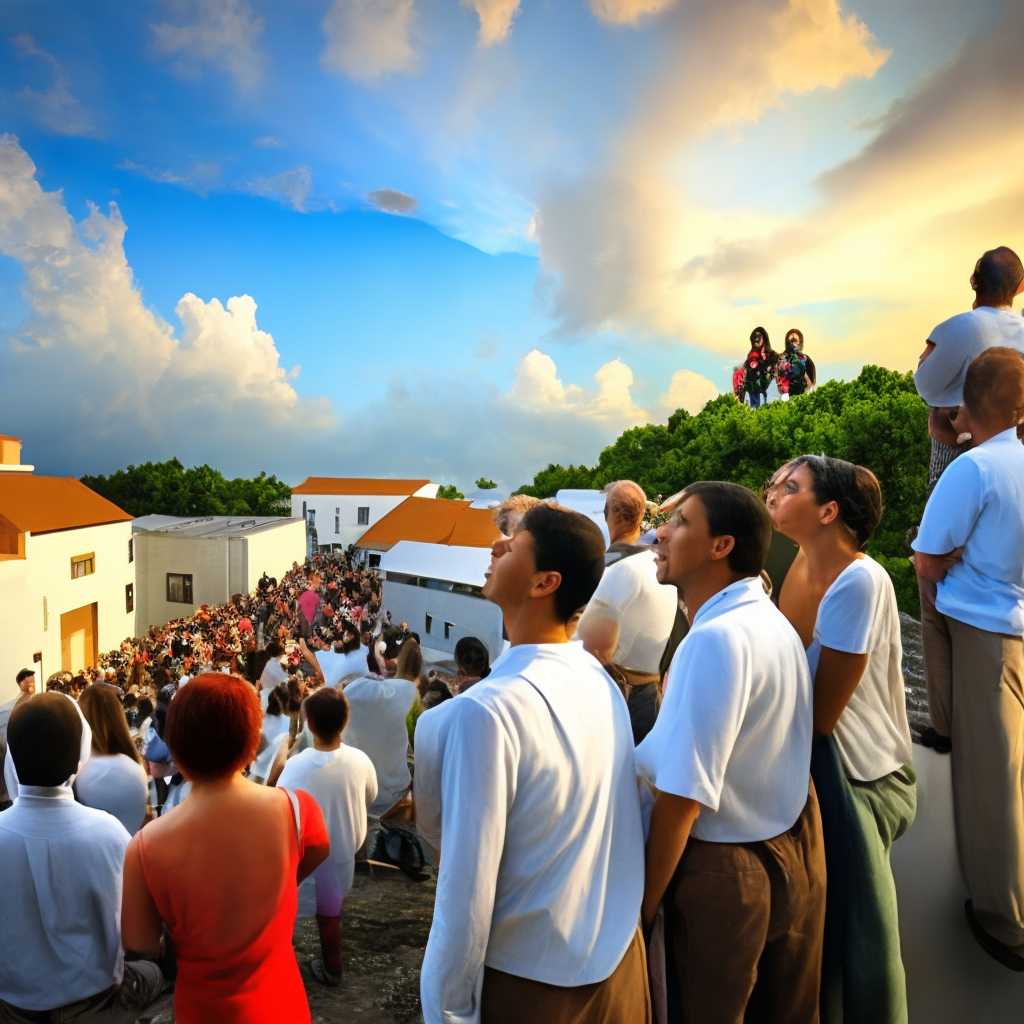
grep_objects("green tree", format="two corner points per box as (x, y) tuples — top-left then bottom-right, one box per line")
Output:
(437, 484), (465, 500)
(475, 477), (498, 489)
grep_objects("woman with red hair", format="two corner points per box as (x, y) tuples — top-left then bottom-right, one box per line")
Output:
(120, 674), (330, 1023)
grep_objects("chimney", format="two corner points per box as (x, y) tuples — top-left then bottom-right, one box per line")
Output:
(0, 436), (34, 473)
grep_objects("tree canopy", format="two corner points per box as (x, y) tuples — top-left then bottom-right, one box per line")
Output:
(516, 366), (929, 614)
(81, 458), (292, 518)
(437, 484), (465, 500)
(475, 477), (498, 489)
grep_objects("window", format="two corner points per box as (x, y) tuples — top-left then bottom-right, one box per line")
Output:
(357, 506), (370, 526)
(166, 573), (193, 604)
(71, 553), (95, 579)
(425, 613), (433, 634)
(444, 621), (454, 640)
(335, 507), (340, 534)
(306, 509), (316, 527)
(368, 553), (381, 569)
(128, 537), (134, 563)
(125, 583), (134, 613)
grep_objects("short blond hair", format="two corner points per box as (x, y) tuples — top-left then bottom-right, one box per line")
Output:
(493, 493), (542, 536)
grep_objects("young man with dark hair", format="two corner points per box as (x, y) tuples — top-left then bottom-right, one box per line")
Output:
(277, 687), (377, 986)
(635, 481), (825, 1022)
(417, 503), (649, 1024)
(913, 346), (1024, 969)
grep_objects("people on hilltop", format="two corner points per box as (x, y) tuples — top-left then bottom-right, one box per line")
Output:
(912, 347), (1024, 971)
(776, 328), (816, 399)
(743, 326), (778, 409)
(767, 455), (916, 1020)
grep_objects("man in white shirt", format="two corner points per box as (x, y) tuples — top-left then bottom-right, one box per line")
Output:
(913, 347), (1024, 970)
(417, 504), (649, 1024)
(577, 480), (679, 743)
(313, 623), (367, 687)
(0, 668), (35, 810)
(635, 481), (825, 1021)
(0, 694), (165, 1021)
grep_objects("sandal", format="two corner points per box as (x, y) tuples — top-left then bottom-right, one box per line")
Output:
(310, 957), (342, 986)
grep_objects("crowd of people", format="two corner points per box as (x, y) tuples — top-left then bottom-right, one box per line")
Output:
(0, 246), (1023, 1024)
(733, 326), (817, 408)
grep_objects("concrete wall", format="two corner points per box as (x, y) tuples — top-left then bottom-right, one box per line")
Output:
(380, 579), (504, 663)
(0, 521), (135, 702)
(239, 520), (305, 592)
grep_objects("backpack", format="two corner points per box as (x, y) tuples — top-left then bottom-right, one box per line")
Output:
(368, 825), (431, 881)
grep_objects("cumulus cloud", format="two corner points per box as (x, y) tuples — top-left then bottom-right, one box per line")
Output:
(462, 0), (521, 46)
(368, 188), (418, 214)
(0, 134), (331, 477)
(589, 0), (676, 27)
(321, 0), (418, 83)
(239, 166), (313, 211)
(151, 0), (265, 89)
(656, 369), (720, 418)
(11, 34), (98, 138)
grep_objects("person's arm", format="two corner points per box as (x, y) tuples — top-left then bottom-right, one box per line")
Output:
(121, 836), (164, 957)
(266, 734), (290, 787)
(914, 547), (964, 583)
(641, 791), (700, 931)
(295, 791), (330, 884)
(299, 638), (325, 685)
(813, 647), (870, 737)
(576, 606), (621, 666)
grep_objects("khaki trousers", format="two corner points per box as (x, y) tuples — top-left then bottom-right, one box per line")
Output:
(480, 927), (651, 1024)
(667, 788), (827, 1024)
(944, 615), (1024, 950)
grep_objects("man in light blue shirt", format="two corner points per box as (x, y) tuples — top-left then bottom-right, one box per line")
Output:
(914, 346), (1024, 970)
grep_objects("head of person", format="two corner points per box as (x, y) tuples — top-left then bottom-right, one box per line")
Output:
(78, 683), (141, 762)
(492, 493), (542, 538)
(15, 668), (35, 697)
(303, 687), (350, 743)
(165, 674), (262, 783)
(958, 347), (1024, 439)
(970, 246), (1024, 307)
(8, 693), (87, 788)
(764, 455), (882, 552)
(454, 636), (490, 681)
(784, 328), (804, 352)
(336, 622), (360, 654)
(602, 480), (648, 545)
(483, 503), (605, 625)
(266, 683), (289, 717)
(655, 481), (772, 592)
(750, 326), (770, 352)
(137, 696), (154, 721)
(395, 638), (422, 682)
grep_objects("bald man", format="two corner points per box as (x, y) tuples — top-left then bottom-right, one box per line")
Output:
(577, 481), (678, 743)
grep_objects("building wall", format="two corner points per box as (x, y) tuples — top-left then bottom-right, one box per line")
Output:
(291, 485), (439, 552)
(0, 521), (134, 702)
(380, 579), (504, 663)
(239, 520), (306, 593)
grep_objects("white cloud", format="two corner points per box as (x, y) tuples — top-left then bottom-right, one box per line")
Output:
(589, 0), (676, 27)
(238, 166), (314, 211)
(0, 135), (331, 476)
(11, 33), (98, 138)
(117, 158), (220, 194)
(253, 135), (281, 148)
(656, 369), (719, 418)
(151, 0), (265, 90)
(321, 0), (418, 83)
(462, 0), (522, 46)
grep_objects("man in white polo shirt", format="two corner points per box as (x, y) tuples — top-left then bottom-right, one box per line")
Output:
(417, 503), (648, 1024)
(636, 481), (825, 1021)
(913, 346), (1024, 970)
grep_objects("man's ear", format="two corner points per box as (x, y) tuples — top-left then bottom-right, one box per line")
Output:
(709, 535), (735, 563)
(530, 570), (562, 600)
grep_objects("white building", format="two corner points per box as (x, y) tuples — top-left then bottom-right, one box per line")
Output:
(132, 515), (306, 633)
(0, 436), (135, 701)
(553, 489), (611, 546)
(290, 477), (439, 556)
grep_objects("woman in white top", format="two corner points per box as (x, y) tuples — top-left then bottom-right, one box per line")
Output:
(74, 683), (150, 834)
(250, 684), (290, 785)
(766, 454), (916, 1024)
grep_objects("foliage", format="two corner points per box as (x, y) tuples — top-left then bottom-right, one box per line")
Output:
(516, 366), (931, 614)
(873, 554), (921, 620)
(81, 458), (292, 518)
(475, 477), (498, 489)
(436, 484), (465, 500)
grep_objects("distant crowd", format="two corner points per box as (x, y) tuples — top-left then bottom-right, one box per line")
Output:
(1, 247), (1024, 1024)
(733, 325), (818, 408)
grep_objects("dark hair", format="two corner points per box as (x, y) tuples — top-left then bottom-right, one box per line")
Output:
(785, 328), (804, 349)
(9, 694), (82, 787)
(682, 481), (773, 577)
(16, 668), (35, 685)
(788, 455), (882, 550)
(973, 247), (1024, 303)
(266, 683), (289, 717)
(78, 683), (141, 763)
(396, 639), (422, 681)
(750, 326), (769, 346)
(519, 504), (606, 622)
(304, 687), (350, 738)
(454, 636), (490, 679)
(137, 697), (154, 720)
(963, 346), (1024, 430)
(264, 641), (285, 659)
(165, 674), (262, 782)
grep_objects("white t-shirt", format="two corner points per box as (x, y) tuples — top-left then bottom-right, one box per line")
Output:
(316, 649), (367, 688)
(914, 427), (1024, 634)
(418, 642), (644, 1024)
(251, 714), (289, 780)
(579, 550), (678, 674)
(635, 577), (813, 843)
(915, 307), (1024, 407)
(278, 745), (378, 916)
(0, 788), (130, 1009)
(259, 658), (288, 711)
(806, 557), (913, 782)
(342, 676), (417, 817)
(74, 753), (149, 835)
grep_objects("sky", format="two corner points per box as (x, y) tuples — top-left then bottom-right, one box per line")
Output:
(1, 0), (1021, 493)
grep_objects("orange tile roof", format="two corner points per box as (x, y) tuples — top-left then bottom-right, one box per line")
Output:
(0, 476), (132, 534)
(291, 477), (431, 496)
(356, 497), (500, 550)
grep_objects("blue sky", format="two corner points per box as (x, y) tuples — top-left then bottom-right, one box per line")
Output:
(1, 0), (1020, 491)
